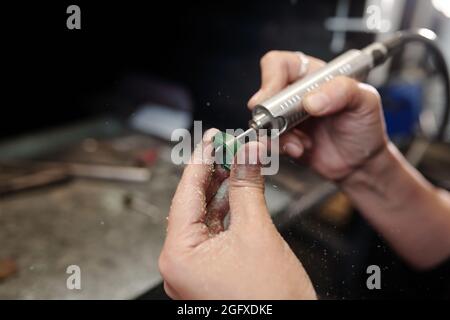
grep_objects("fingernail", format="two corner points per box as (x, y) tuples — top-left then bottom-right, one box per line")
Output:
(303, 92), (330, 114)
(283, 142), (303, 158)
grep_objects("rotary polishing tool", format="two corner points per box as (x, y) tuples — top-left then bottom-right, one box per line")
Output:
(214, 29), (448, 170)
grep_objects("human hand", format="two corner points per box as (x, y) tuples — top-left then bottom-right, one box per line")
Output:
(248, 51), (389, 181)
(158, 129), (316, 299)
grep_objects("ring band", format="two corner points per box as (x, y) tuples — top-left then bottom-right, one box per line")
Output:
(295, 51), (309, 77)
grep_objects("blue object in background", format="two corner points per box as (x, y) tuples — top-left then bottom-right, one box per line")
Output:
(378, 82), (423, 139)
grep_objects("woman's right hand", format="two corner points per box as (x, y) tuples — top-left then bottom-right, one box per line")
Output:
(248, 50), (389, 181)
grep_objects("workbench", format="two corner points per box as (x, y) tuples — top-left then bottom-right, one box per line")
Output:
(0, 118), (303, 299)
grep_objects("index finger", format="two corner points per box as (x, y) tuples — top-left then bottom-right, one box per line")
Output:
(167, 129), (218, 235)
(248, 51), (325, 109)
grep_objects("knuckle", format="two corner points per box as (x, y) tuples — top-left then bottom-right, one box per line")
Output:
(333, 76), (359, 103)
(203, 128), (219, 142)
(335, 76), (358, 92)
(230, 173), (264, 191)
(311, 57), (326, 68)
(360, 83), (382, 106)
(158, 252), (169, 279)
(163, 282), (176, 299)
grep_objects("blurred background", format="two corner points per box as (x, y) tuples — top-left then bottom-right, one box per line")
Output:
(1, 0), (449, 299)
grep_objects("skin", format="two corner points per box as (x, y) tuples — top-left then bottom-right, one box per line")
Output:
(159, 50), (450, 299)
(159, 130), (316, 299)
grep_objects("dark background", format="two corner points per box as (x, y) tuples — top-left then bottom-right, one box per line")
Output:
(2, 0), (371, 139)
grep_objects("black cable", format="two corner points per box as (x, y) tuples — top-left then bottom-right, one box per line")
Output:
(382, 29), (450, 141)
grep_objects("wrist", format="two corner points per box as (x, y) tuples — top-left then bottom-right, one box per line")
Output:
(339, 141), (435, 214)
(339, 142), (399, 201)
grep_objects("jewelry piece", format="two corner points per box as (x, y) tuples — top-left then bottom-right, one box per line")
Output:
(213, 131), (242, 171)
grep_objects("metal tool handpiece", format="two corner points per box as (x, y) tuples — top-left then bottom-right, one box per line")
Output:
(249, 42), (389, 135)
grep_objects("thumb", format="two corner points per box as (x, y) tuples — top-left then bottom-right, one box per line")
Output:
(228, 141), (270, 230)
(302, 76), (381, 117)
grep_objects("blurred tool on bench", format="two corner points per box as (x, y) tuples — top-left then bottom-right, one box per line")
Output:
(0, 161), (151, 195)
